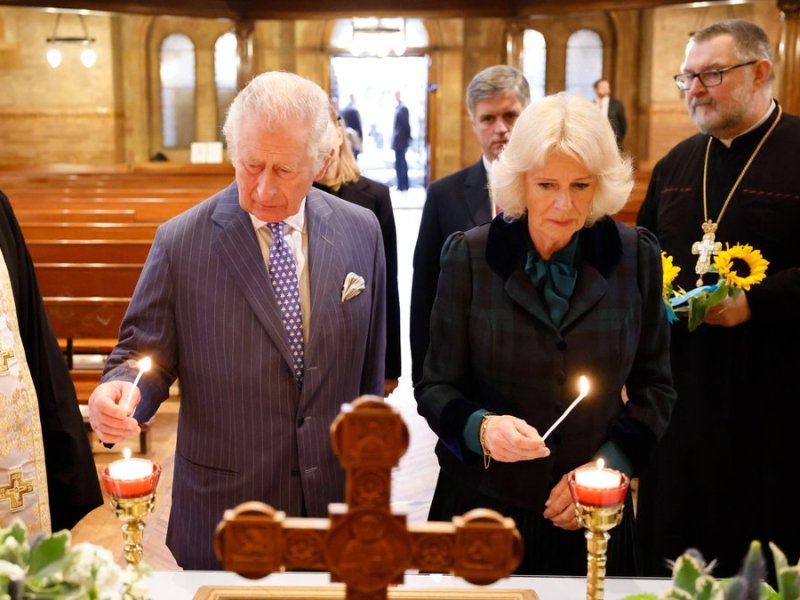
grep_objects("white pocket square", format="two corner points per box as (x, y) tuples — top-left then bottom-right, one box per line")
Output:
(341, 272), (366, 302)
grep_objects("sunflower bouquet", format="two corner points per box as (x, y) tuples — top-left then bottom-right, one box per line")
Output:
(665, 243), (769, 332)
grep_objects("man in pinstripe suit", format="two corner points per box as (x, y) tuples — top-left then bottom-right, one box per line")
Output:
(88, 72), (386, 569)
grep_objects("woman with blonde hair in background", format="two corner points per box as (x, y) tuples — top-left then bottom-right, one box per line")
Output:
(314, 103), (401, 396)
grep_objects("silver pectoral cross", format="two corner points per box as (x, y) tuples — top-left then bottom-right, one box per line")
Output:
(691, 220), (722, 287)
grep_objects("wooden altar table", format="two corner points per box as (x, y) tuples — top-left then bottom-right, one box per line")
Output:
(145, 571), (672, 600)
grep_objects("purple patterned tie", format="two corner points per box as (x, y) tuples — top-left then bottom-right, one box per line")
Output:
(267, 222), (304, 386)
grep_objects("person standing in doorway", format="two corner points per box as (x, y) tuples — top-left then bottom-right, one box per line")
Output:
(340, 94), (364, 159)
(410, 65), (530, 385)
(636, 19), (800, 580)
(391, 90), (411, 191)
(593, 79), (627, 149)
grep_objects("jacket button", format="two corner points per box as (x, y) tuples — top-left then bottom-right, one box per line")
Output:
(556, 340), (567, 351)
(557, 372), (566, 385)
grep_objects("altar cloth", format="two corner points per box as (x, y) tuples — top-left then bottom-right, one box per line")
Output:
(146, 571), (672, 600)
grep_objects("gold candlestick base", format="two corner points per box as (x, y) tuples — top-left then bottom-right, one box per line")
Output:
(575, 501), (625, 600)
(568, 469), (629, 600)
(108, 491), (157, 566)
(100, 461), (161, 567)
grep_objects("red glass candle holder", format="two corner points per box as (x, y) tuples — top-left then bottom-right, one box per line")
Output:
(568, 468), (629, 507)
(101, 460), (161, 499)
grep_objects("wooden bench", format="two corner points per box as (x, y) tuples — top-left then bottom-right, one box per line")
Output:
(12, 198), (199, 222)
(27, 239), (152, 263)
(20, 221), (159, 241)
(45, 297), (152, 454)
(14, 208), (137, 223)
(34, 262), (142, 298)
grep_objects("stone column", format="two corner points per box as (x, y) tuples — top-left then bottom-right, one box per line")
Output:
(778, 0), (800, 114)
(235, 19), (254, 91)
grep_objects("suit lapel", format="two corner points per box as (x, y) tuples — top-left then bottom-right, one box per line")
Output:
(464, 161), (492, 227)
(305, 190), (344, 352)
(504, 271), (556, 331)
(560, 264), (608, 330)
(211, 184), (296, 370)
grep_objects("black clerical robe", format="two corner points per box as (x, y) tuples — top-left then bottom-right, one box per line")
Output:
(0, 190), (102, 531)
(636, 104), (800, 578)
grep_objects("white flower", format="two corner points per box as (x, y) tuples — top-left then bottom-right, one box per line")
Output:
(0, 560), (24, 580)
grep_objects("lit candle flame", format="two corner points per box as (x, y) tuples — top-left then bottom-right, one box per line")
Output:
(596, 458), (605, 470)
(541, 375), (591, 442)
(123, 447), (132, 460)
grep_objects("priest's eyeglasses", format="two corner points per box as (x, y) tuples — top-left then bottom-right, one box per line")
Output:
(673, 60), (757, 91)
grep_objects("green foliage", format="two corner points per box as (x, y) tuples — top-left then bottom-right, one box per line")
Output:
(623, 541), (800, 600)
(0, 520), (148, 600)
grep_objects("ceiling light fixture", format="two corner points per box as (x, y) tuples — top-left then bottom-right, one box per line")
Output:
(46, 12), (96, 69)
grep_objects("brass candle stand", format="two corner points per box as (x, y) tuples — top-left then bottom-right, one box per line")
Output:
(100, 462), (161, 566)
(568, 470), (630, 600)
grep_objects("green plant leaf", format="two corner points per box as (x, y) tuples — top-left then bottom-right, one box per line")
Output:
(27, 531), (69, 577)
(673, 554), (707, 593)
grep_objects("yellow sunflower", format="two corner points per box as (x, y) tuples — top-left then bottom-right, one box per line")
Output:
(713, 243), (769, 290)
(661, 251), (681, 292)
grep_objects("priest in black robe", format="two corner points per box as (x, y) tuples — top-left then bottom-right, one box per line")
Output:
(0, 190), (102, 532)
(636, 20), (800, 579)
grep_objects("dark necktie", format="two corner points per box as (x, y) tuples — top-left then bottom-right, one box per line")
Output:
(267, 222), (304, 386)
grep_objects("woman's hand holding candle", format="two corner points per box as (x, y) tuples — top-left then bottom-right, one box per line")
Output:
(480, 415), (551, 463)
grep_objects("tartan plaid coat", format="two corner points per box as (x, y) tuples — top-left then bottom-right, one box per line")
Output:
(415, 215), (676, 511)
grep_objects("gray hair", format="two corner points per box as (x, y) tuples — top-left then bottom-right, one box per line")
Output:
(466, 65), (531, 118)
(690, 19), (773, 63)
(490, 92), (633, 224)
(223, 71), (333, 173)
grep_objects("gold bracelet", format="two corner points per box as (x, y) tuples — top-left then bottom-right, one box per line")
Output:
(479, 414), (494, 469)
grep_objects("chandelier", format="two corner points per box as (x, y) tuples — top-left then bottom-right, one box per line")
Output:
(46, 12), (97, 69)
(349, 18), (407, 58)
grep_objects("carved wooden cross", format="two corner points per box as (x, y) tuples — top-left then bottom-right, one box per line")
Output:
(214, 396), (522, 600)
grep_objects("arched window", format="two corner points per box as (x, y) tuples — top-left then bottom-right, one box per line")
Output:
(565, 29), (603, 101)
(160, 33), (196, 148)
(522, 29), (546, 101)
(214, 32), (237, 142)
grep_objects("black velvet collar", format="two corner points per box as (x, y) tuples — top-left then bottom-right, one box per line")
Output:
(485, 215), (623, 281)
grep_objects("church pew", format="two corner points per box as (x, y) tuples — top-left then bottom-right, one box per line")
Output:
(14, 208), (137, 223)
(20, 222), (159, 241)
(27, 239), (152, 263)
(12, 198), (199, 222)
(34, 262), (142, 298)
(43, 296), (152, 452)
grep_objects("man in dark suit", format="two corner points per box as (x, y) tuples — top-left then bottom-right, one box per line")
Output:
(391, 90), (411, 191)
(87, 71), (386, 570)
(593, 79), (627, 149)
(410, 65), (530, 385)
(339, 93), (363, 158)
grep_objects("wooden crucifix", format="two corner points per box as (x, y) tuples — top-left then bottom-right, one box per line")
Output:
(214, 396), (523, 600)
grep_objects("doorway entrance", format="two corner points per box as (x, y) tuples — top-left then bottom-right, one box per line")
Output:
(330, 56), (429, 189)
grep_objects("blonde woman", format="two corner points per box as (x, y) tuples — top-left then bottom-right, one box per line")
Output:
(314, 104), (401, 396)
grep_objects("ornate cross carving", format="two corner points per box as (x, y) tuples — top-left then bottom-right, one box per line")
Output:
(214, 396), (523, 600)
(0, 469), (34, 512)
(691, 220), (722, 286)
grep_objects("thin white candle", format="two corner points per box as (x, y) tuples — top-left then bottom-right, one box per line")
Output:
(542, 375), (590, 442)
(120, 356), (152, 413)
